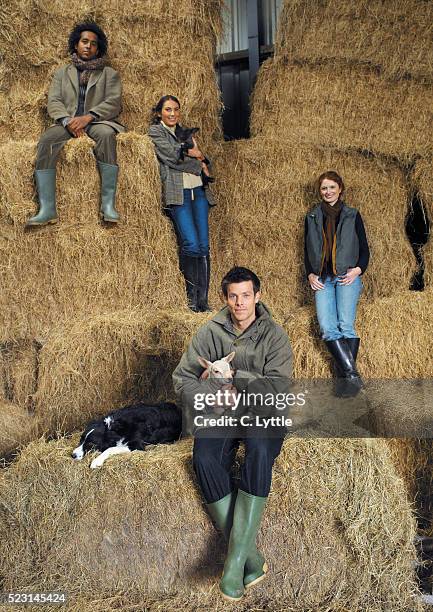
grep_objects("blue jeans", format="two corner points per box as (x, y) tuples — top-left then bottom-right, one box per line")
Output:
(314, 275), (363, 341)
(169, 187), (210, 257)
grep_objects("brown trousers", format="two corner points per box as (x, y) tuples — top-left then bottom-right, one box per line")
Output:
(35, 123), (118, 169)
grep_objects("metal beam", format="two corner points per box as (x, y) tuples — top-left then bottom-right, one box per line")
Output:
(247, 0), (260, 92)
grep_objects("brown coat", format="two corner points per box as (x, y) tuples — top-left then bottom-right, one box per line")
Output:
(47, 64), (126, 133)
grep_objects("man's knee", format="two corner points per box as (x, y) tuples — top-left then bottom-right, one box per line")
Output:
(89, 124), (116, 142)
(245, 438), (283, 465)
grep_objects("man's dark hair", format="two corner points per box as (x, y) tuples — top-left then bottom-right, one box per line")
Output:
(68, 22), (108, 57)
(221, 267), (261, 297)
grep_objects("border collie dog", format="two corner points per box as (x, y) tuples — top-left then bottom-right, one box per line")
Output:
(72, 401), (182, 469)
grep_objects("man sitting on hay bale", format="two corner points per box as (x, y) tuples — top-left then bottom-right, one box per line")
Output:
(173, 266), (292, 602)
(26, 21), (126, 227)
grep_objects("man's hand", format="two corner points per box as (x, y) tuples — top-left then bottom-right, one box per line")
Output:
(66, 114), (94, 137)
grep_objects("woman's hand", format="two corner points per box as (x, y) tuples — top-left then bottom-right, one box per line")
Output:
(338, 267), (361, 285)
(308, 273), (324, 291)
(186, 136), (204, 160)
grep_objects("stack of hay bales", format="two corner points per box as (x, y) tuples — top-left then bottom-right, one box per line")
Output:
(249, 0), (432, 290)
(238, 0), (432, 540)
(211, 138), (413, 314)
(0, 1), (430, 608)
(0, 0), (224, 454)
(251, 0), (433, 161)
(0, 0), (223, 145)
(0, 436), (421, 611)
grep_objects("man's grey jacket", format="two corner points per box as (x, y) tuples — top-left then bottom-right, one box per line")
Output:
(172, 302), (292, 426)
(47, 64), (125, 133)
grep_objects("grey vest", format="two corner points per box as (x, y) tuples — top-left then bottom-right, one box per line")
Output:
(305, 203), (359, 276)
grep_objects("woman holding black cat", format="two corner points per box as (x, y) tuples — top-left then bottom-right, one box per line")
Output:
(149, 95), (214, 312)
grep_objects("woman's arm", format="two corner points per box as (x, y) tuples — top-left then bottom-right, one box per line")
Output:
(355, 212), (370, 274)
(148, 125), (202, 174)
(305, 216), (324, 290)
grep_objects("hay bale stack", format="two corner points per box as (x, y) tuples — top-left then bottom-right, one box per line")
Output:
(34, 309), (209, 435)
(0, 0), (223, 144)
(250, 58), (433, 160)
(275, 0), (433, 82)
(282, 290), (433, 380)
(34, 289), (431, 439)
(358, 289), (433, 379)
(211, 137), (414, 313)
(0, 134), (189, 340)
(413, 157), (433, 285)
(0, 436), (420, 610)
(0, 401), (38, 458)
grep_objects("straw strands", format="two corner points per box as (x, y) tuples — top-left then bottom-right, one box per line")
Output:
(210, 137), (414, 314)
(0, 436), (420, 611)
(0, 401), (38, 458)
(0, 339), (39, 409)
(250, 58), (433, 161)
(275, 0), (433, 82)
(34, 310), (208, 435)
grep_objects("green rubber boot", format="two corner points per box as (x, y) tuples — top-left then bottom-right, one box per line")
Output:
(97, 161), (120, 223)
(219, 490), (268, 602)
(26, 169), (58, 226)
(207, 492), (268, 591)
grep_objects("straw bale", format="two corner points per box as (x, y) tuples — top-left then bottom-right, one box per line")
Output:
(282, 289), (433, 380)
(250, 58), (433, 161)
(413, 157), (433, 286)
(275, 0), (433, 82)
(34, 287), (432, 440)
(358, 289), (433, 379)
(34, 310), (209, 435)
(0, 133), (162, 229)
(0, 134), (190, 339)
(0, 1), (223, 144)
(0, 401), (38, 458)
(0, 436), (420, 610)
(210, 137), (414, 315)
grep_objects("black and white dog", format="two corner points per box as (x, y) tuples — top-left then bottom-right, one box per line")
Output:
(72, 401), (182, 469)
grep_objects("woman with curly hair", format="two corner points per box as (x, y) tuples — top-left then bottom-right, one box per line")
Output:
(26, 21), (125, 227)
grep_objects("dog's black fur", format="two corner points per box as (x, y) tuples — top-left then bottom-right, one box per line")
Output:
(72, 401), (182, 466)
(175, 125), (215, 186)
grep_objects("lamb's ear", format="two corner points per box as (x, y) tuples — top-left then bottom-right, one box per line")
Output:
(197, 356), (212, 369)
(224, 352), (236, 364)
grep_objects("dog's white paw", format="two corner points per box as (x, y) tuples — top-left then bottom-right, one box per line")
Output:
(90, 457), (104, 469)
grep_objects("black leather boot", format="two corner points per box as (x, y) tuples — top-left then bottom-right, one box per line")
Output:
(196, 255), (211, 312)
(181, 254), (199, 312)
(325, 339), (363, 397)
(345, 337), (360, 362)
